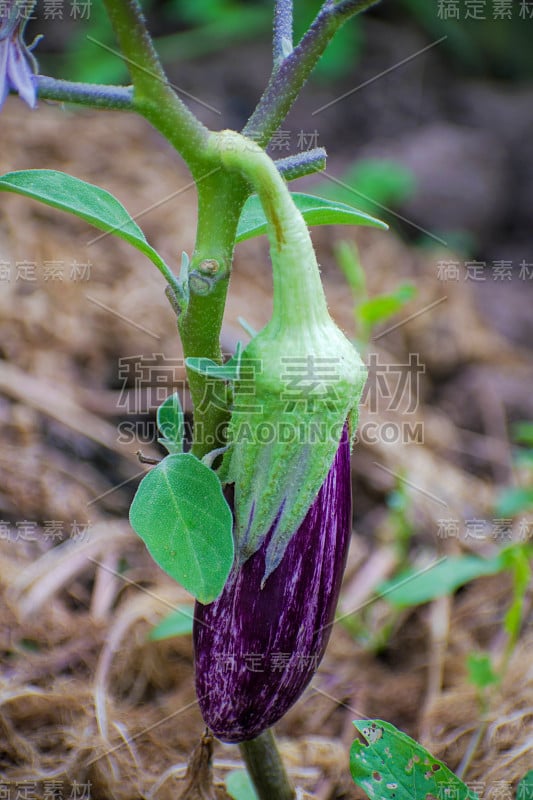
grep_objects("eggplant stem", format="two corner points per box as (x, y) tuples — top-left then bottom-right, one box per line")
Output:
(239, 728), (295, 800)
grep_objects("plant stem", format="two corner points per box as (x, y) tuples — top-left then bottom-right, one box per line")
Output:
(101, 0), (209, 171)
(240, 729), (295, 800)
(455, 716), (488, 781)
(176, 142), (326, 457)
(95, 0), (374, 460)
(273, 0), (294, 68)
(335, 0), (382, 17)
(243, 0), (381, 146)
(213, 130), (329, 329)
(274, 147), (327, 180)
(99, 0), (234, 459)
(178, 169), (249, 458)
(36, 76), (134, 110)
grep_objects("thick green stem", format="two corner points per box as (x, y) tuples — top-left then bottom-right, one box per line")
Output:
(178, 169), (249, 457)
(240, 730), (295, 800)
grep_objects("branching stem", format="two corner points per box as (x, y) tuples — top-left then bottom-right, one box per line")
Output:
(36, 76), (134, 110)
(101, 0), (209, 171)
(273, 0), (294, 67)
(243, 0), (380, 146)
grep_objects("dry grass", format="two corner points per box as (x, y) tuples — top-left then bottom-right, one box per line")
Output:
(1, 101), (532, 798)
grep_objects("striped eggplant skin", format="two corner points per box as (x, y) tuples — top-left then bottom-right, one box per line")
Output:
(193, 425), (352, 743)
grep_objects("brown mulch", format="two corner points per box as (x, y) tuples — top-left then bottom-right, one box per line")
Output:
(1, 100), (532, 799)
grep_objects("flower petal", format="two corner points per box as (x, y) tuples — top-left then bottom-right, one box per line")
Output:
(0, 40), (9, 109)
(6, 40), (36, 108)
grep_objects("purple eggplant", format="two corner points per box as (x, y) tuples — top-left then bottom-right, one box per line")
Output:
(193, 424), (351, 743)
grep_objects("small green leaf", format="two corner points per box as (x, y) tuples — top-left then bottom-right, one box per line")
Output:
(350, 719), (479, 800)
(148, 606), (194, 640)
(500, 544), (532, 582)
(0, 170), (177, 288)
(186, 357), (240, 381)
(466, 652), (499, 689)
(129, 453), (234, 603)
(495, 487), (533, 517)
(157, 392), (184, 455)
(379, 554), (505, 608)
(501, 545), (532, 641)
(505, 599), (522, 642)
(334, 240), (367, 295)
(512, 422), (533, 447)
(226, 770), (259, 800)
(236, 192), (388, 242)
(358, 284), (416, 328)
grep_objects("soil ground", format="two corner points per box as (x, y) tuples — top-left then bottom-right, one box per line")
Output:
(1, 10), (533, 799)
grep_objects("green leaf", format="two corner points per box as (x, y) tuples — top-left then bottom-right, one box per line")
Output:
(466, 652), (499, 689)
(157, 392), (184, 455)
(186, 357), (240, 381)
(148, 605), (194, 640)
(505, 599), (523, 642)
(501, 544), (532, 583)
(236, 192), (388, 243)
(379, 554), (505, 608)
(129, 453), (234, 604)
(226, 770), (259, 800)
(358, 284), (416, 328)
(512, 422), (533, 447)
(517, 771), (533, 799)
(334, 240), (367, 295)
(495, 487), (533, 517)
(501, 545), (532, 641)
(350, 719), (479, 800)
(0, 170), (177, 288)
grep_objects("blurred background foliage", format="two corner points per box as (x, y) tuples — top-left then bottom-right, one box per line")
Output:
(30, 0), (533, 84)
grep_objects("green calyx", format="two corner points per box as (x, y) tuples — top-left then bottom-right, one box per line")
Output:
(212, 131), (367, 582)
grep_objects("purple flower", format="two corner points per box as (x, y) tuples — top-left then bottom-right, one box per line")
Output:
(0, 4), (37, 110)
(193, 424), (352, 743)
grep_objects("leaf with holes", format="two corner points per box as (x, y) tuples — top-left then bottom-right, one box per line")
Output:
(350, 720), (479, 800)
(129, 453), (234, 604)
